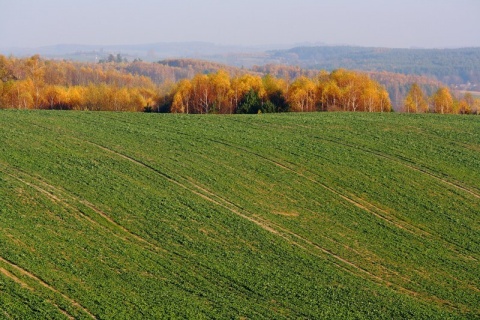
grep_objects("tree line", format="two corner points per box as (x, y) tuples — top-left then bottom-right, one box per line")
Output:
(0, 55), (478, 114)
(169, 69), (391, 113)
(404, 83), (478, 114)
(0, 55), (159, 111)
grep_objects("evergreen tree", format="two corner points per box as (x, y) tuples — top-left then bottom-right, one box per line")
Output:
(237, 89), (262, 114)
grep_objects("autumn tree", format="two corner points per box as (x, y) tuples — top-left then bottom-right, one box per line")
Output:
(111, 87), (132, 111)
(404, 83), (428, 113)
(377, 89), (392, 112)
(14, 79), (35, 109)
(317, 69), (391, 112)
(43, 85), (66, 109)
(457, 92), (475, 114)
(2, 54), (472, 116)
(0, 56), (15, 108)
(210, 70), (231, 113)
(190, 74), (213, 114)
(287, 76), (317, 112)
(67, 86), (86, 110)
(330, 69), (356, 111)
(473, 99), (480, 115)
(0, 55), (15, 82)
(24, 55), (46, 109)
(321, 81), (341, 110)
(171, 79), (192, 113)
(136, 86), (158, 112)
(361, 81), (377, 112)
(431, 87), (454, 114)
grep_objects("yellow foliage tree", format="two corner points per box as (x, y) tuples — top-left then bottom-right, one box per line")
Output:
(287, 76), (316, 112)
(404, 83), (428, 113)
(171, 79), (193, 113)
(432, 87), (454, 114)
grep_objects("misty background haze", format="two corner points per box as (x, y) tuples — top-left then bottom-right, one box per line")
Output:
(0, 0), (479, 50)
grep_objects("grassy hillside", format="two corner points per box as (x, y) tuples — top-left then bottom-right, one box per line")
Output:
(0, 111), (478, 319)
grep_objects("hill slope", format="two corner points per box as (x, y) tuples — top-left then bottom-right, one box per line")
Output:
(0, 111), (479, 319)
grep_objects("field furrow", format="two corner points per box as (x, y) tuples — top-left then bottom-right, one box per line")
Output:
(0, 256), (96, 319)
(0, 163), (167, 255)
(196, 134), (474, 257)
(313, 135), (480, 199)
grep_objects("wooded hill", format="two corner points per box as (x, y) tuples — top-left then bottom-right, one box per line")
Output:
(267, 46), (480, 86)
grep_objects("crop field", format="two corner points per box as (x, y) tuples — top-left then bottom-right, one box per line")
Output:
(0, 111), (478, 319)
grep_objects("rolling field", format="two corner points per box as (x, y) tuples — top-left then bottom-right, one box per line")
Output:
(0, 111), (479, 319)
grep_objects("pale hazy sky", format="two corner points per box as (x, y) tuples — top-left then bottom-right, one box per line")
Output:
(0, 0), (479, 48)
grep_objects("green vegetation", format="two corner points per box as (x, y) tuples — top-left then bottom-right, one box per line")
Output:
(0, 111), (479, 319)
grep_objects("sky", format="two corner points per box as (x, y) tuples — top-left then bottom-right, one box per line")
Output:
(0, 0), (479, 49)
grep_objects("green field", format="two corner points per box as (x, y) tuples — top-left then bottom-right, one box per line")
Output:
(0, 111), (479, 319)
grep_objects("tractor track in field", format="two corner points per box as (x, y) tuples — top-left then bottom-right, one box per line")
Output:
(261, 118), (480, 199)
(54, 305), (76, 320)
(186, 181), (393, 288)
(0, 162), (277, 315)
(0, 256), (95, 319)
(1, 165), (285, 316)
(186, 159), (476, 312)
(31, 116), (467, 246)
(0, 163), (167, 256)
(55, 138), (303, 314)
(202, 137), (478, 262)
(0, 267), (34, 291)
(184, 178), (418, 286)
(79, 139), (457, 308)
(305, 135), (480, 259)
(82, 119), (479, 247)
(182, 178), (473, 312)
(313, 135), (480, 200)
(123, 124), (477, 273)
(83, 140), (376, 275)
(205, 138), (430, 236)
(1, 122), (301, 315)
(0, 266), (75, 320)
(84, 140), (282, 236)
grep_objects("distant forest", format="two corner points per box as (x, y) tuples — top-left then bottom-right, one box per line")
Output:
(268, 46), (480, 86)
(0, 55), (478, 114)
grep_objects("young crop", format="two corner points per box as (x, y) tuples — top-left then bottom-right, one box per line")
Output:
(0, 111), (478, 319)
